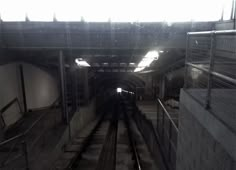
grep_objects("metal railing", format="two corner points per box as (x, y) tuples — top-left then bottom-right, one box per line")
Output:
(0, 98), (60, 170)
(133, 105), (169, 170)
(156, 99), (178, 170)
(184, 30), (236, 130)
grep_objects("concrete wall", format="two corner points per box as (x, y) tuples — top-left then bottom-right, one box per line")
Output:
(23, 63), (59, 110)
(0, 63), (59, 137)
(43, 99), (97, 170)
(0, 64), (22, 130)
(176, 90), (236, 170)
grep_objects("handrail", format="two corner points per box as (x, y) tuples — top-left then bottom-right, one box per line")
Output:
(0, 97), (60, 147)
(133, 105), (170, 170)
(186, 62), (236, 85)
(0, 98), (21, 114)
(157, 99), (178, 132)
(188, 30), (236, 35)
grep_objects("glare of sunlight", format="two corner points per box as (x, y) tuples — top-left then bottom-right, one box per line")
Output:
(134, 51), (159, 72)
(75, 58), (91, 67)
(0, 0), (231, 22)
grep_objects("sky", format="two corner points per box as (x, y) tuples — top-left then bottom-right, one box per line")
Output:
(0, 0), (233, 22)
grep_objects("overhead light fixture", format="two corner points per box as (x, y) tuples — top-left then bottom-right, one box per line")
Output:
(134, 50), (159, 72)
(75, 58), (90, 67)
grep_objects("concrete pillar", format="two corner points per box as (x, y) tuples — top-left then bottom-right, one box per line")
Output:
(59, 51), (68, 123)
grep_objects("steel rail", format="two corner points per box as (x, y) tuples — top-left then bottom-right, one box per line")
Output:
(95, 109), (118, 170)
(69, 115), (105, 169)
(123, 101), (142, 170)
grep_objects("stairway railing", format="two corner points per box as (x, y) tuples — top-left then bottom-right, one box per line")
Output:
(0, 97), (22, 128)
(0, 97), (60, 170)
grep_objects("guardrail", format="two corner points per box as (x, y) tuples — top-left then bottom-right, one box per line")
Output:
(184, 30), (236, 109)
(156, 99), (178, 170)
(0, 98), (60, 170)
(133, 104), (169, 170)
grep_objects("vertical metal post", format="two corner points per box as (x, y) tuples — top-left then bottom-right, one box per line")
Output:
(168, 121), (172, 161)
(231, 0), (235, 20)
(206, 32), (215, 109)
(156, 100), (160, 132)
(19, 64), (27, 113)
(184, 33), (190, 89)
(74, 70), (78, 111)
(22, 141), (29, 170)
(234, 0), (236, 29)
(59, 51), (68, 123)
(69, 57), (77, 113)
(162, 110), (165, 142)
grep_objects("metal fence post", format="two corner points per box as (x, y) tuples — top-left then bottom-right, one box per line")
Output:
(168, 120), (172, 161)
(206, 31), (216, 109)
(156, 101), (159, 131)
(162, 110), (165, 142)
(22, 140), (29, 170)
(184, 33), (190, 89)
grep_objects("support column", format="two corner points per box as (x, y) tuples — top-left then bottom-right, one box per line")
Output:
(59, 51), (68, 123)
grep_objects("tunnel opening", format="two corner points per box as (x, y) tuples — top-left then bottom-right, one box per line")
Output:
(0, 3), (236, 169)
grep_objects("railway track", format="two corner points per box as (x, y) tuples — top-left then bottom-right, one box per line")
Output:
(53, 98), (158, 170)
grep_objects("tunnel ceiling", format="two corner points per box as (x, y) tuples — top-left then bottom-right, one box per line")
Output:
(0, 21), (214, 72)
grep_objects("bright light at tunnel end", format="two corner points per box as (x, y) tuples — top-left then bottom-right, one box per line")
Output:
(134, 50), (159, 72)
(117, 87), (122, 93)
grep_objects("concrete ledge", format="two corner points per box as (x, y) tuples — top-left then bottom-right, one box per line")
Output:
(180, 89), (236, 160)
(42, 99), (97, 169)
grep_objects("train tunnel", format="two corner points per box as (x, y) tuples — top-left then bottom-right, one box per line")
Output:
(0, 1), (236, 170)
